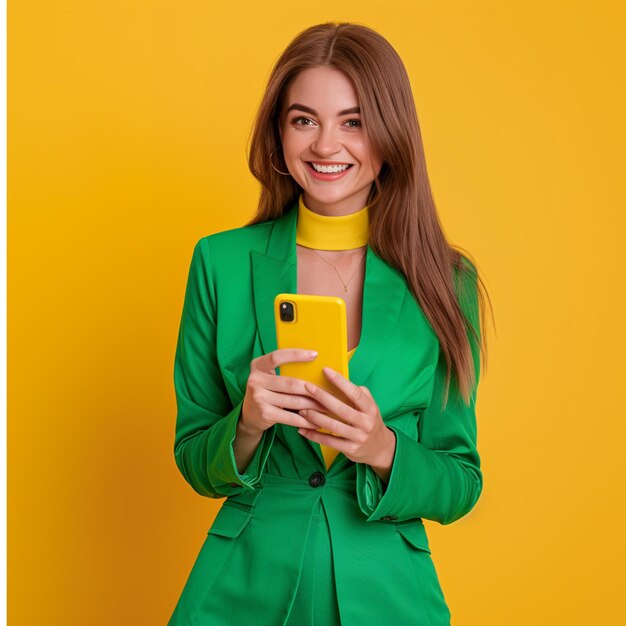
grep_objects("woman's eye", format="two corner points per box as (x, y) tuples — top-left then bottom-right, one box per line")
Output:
(291, 116), (315, 126)
(344, 119), (362, 128)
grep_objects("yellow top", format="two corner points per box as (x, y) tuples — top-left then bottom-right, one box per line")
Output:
(295, 193), (368, 469)
(296, 194), (369, 250)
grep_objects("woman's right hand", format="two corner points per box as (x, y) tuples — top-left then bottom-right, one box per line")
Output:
(240, 349), (329, 435)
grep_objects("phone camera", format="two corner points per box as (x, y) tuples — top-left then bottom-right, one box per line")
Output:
(279, 301), (295, 322)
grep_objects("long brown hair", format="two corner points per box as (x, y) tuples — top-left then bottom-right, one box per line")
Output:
(246, 22), (493, 409)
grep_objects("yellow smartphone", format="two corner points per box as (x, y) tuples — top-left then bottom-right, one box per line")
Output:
(274, 293), (351, 434)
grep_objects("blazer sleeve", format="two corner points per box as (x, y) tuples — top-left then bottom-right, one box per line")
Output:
(173, 237), (276, 498)
(356, 261), (483, 525)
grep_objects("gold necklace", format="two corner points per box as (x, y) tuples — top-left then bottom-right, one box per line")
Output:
(308, 248), (367, 292)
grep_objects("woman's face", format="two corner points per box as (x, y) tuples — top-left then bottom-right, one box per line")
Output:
(278, 66), (383, 216)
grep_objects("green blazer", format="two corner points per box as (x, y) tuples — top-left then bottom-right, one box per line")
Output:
(168, 200), (482, 625)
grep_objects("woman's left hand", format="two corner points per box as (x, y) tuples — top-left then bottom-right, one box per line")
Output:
(297, 366), (397, 476)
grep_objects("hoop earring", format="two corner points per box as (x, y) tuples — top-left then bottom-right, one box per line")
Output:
(269, 147), (291, 176)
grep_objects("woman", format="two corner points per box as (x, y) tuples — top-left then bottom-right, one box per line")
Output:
(168, 22), (489, 626)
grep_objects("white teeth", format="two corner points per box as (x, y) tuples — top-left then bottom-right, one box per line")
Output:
(310, 162), (351, 174)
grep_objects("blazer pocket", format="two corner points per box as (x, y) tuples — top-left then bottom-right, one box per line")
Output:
(208, 502), (253, 539)
(395, 520), (432, 554)
(399, 364), (436, 411)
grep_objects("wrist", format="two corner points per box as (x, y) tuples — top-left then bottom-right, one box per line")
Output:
(368, 428), (397, 485)
(237, 407), (265, 439)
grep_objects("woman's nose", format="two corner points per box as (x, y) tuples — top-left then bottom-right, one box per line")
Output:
(311, 126), (341, 157)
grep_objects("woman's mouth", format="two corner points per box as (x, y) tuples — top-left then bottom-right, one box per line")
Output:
(306, 161), (354, 181)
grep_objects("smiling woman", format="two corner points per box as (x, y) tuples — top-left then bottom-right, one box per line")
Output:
(277, 67), (383, 212)
(168, 21), (490, 626)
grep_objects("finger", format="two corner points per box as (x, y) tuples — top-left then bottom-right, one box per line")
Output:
(297, 425), (349, 453)
(321, 367), (371, 412)
(263, 405), (320, 430)
(298, 408), (357, 439)
(253, 349), (318, 374)
(262, 372), (323, 401)
(248, 370), (328, 412)
(301, 381), (359, 426)
(261, 389), (329, 413)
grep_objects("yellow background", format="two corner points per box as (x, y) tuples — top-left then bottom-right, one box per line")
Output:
(9, 1), (626, 624)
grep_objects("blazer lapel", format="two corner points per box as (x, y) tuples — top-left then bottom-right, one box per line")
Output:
(250, 202), (298, 361)
(251, 200), (409, 467)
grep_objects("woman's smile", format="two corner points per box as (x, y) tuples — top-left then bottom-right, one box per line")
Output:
(306, 161), (354, 180)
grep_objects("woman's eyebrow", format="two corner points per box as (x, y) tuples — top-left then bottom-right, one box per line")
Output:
(285, 103), (361, 116)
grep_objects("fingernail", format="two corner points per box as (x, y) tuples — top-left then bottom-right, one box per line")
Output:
(308, 351), (318, 358)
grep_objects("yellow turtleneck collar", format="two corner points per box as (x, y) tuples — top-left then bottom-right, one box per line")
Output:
(295, 194), (369, 250)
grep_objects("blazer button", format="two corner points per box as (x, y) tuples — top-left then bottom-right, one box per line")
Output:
(380, 515), (397, 521)
(308, 472), (325, 488)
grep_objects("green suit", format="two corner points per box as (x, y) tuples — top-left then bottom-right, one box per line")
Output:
(168, 199), (482, 625)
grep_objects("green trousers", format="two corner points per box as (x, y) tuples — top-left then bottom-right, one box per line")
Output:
(284, 499), (342, 625)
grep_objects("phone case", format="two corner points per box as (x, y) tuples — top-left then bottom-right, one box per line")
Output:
(274, 293), (351, 435)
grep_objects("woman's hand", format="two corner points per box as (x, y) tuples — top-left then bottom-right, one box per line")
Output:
(296, 367), (397, 481)
(240, 349), (329, 435)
